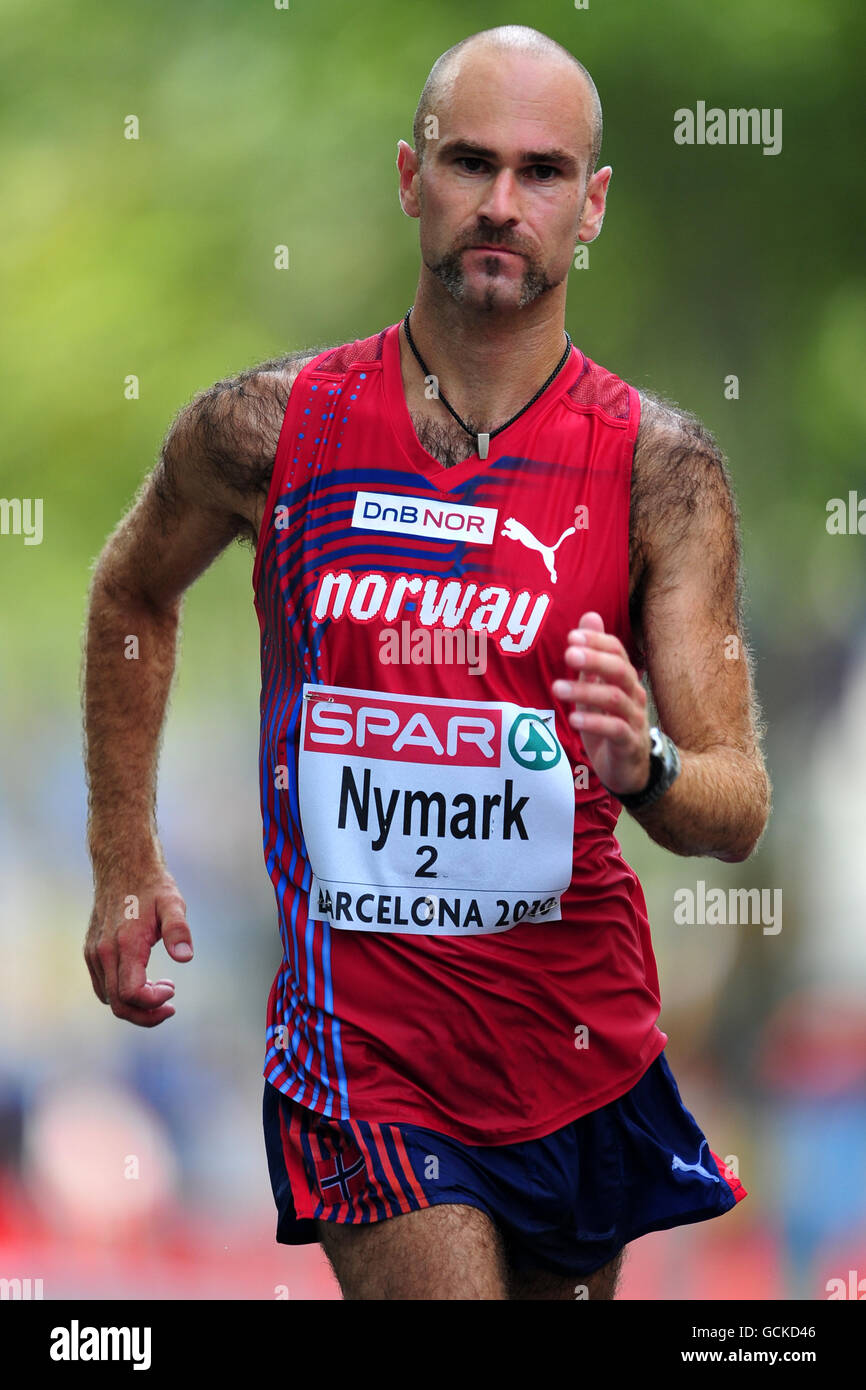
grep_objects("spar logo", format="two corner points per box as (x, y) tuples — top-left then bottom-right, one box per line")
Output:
(352, 490), (497, 544)
(507, 712), (562, 770)
(303, 690), (502, 766)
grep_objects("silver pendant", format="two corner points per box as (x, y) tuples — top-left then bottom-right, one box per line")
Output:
(477, 433), (490, 460)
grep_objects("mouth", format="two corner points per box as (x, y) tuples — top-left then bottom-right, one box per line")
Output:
(467, 245), (522, 257)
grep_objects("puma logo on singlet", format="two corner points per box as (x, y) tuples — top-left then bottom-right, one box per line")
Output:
(500, 517), (577, 584)
(671, 1140), (720, 1183)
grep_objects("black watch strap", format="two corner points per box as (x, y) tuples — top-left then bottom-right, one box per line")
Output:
(607, 727), (681, 810)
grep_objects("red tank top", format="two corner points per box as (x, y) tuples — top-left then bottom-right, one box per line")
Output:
(252, 319), (667, 1144)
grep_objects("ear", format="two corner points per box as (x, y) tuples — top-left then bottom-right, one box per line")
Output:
(397, 139), (421, 219)
(577, 166), (612, 243)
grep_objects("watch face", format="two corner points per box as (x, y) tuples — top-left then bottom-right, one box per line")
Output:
(656, 733), (680, 788)
(609, 728), (680, 808)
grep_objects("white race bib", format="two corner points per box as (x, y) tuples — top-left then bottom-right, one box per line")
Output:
(298, 683), (575, 935)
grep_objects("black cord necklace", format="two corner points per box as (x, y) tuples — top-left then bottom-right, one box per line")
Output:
(402, 306), (572, 460)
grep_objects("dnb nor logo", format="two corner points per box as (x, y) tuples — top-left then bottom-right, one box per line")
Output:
(508, 712), (562, 770)
(352, 491), (497, 543)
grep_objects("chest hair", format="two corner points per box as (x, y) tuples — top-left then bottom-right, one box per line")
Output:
(409, 411), (487, 469)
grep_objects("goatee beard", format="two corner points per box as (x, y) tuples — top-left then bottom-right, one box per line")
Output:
(426, 245), (558, 310)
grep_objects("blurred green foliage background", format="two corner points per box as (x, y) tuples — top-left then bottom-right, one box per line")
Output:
(1, 0), (865, 1299)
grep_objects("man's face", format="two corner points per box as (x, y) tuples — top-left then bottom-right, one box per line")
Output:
(399, 52), (610, 313)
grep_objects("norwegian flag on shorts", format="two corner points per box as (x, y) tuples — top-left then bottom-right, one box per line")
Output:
(313, 1137), (368, 1207)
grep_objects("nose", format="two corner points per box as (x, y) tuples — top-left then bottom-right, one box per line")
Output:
(475, 166), (521, 226)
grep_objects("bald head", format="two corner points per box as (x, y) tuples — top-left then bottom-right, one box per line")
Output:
(412, 25), (603, 183)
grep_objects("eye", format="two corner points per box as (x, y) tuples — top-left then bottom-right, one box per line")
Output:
(531, 164), (559, 180)
(456, 157), (487, 173)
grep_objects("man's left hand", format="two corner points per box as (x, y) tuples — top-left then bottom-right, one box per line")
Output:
(551, 611), (652, 797)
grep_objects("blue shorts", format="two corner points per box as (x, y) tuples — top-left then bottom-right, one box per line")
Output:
(263, 1049), (746, 1278)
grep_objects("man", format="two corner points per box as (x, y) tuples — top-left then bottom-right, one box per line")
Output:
(82, 25), (769, 1300)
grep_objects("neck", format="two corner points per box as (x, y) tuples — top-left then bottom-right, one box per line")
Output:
(400, 272), (570, 427)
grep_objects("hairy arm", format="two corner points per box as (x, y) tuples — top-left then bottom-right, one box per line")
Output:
(626, 391), (771, 860)
(81, 351), (311, 1024)
(553, 391), (769, 862)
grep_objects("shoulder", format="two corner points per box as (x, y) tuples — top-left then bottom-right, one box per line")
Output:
(165, 329), (379, 491)
(154, 346), (334, 540)
(565, 349), (632, 422)
(625, 391), (747, 670)
(635, 388), (730, 486)
(633, 387), (739, 540)
(169, 349), (326, 483)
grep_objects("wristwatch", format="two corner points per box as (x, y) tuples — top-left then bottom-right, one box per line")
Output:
(605, 726), (681, 810)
